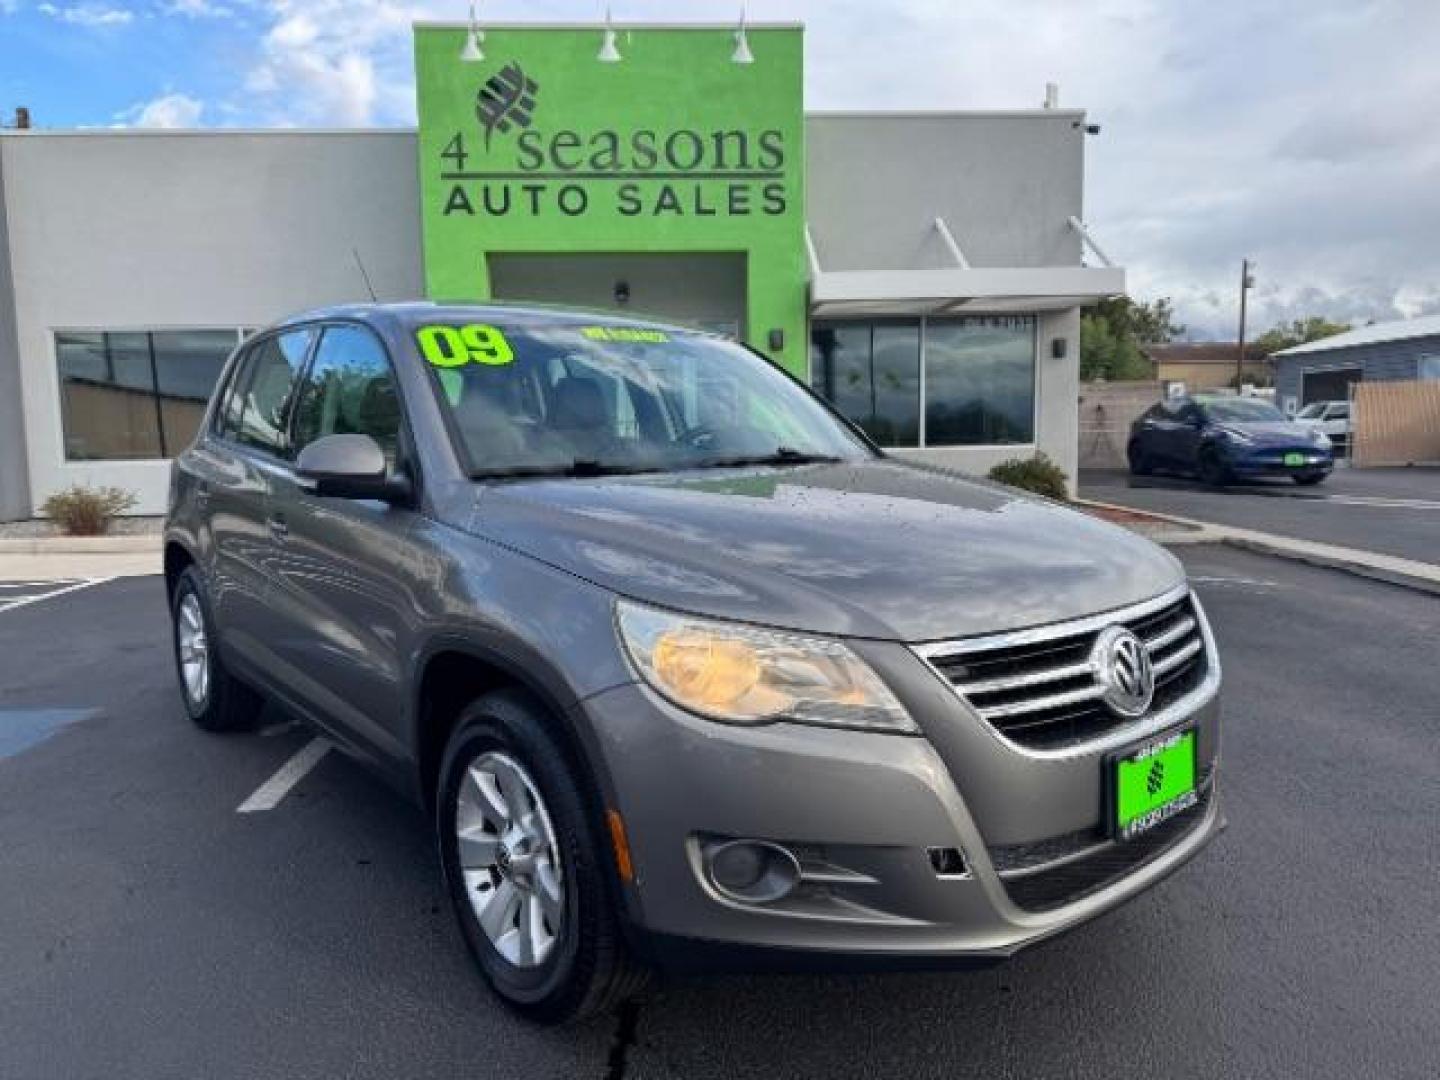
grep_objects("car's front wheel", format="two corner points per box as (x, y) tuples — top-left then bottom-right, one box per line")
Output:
(437, 690), (649, 1023)
(170, 566), (261, 732)
(1293, 472), (1327, 486)
(1126, 441), (1153, 476)
(1197, 449), (1231, 487)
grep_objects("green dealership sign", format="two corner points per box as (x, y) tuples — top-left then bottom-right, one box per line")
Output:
(414, 25), (808, 374)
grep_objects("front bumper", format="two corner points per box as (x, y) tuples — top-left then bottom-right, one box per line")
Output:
(580, 609), (1224, 965)
(1224, 446), (1333, 476)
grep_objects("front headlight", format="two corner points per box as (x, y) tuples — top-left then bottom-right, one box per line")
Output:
(1312, 430), (1333, 448)
(616, 601), (916, 733)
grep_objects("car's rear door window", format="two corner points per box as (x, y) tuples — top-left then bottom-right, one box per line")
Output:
(232, 330), (313, 458)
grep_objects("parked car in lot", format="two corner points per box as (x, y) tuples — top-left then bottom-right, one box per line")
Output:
(1294, 400), (1354, 454)
(165, 303), (1224, 1022)
(1129, 393), (1334, 485)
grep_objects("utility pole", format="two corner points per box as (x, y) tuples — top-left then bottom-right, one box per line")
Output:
(1236, 258), (1255, 390)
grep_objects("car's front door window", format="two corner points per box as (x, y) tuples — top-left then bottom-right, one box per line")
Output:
(291, 325), (403, 469)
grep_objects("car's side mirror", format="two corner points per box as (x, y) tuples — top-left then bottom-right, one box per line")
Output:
(296, 433), (412, 504)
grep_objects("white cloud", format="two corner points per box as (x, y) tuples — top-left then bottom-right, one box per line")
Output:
(38, 2), (134, 25)
(238, 1), (446, 127)
(116, 92), (205, 127)
(163, 0), (235, 17)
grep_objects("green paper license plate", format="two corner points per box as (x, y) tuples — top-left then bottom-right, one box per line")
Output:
(1113, 729), (1198, 840)
(1284, 452), (1306, 467)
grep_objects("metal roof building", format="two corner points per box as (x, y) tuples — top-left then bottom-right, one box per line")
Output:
(1273, 314), (1440, 413)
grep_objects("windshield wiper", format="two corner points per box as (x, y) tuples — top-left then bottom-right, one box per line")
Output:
(694, 447), (844, 470)
(470, 460), (659, 480)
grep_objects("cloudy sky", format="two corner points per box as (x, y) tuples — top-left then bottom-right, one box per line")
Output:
(2, 0), (1437, 338)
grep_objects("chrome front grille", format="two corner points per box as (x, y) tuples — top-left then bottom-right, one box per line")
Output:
(917, 588), (1209, 751)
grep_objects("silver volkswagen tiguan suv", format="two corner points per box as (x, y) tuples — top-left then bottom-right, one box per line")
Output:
(165, 303), (1223, 1022)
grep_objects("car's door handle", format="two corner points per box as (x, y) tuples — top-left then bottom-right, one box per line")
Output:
(267, 514), (289, 541)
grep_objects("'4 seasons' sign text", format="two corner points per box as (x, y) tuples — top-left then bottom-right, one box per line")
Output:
(437, 61), (789, 220)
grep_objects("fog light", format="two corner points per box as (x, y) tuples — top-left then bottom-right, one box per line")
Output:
(703, 839), (802, 904)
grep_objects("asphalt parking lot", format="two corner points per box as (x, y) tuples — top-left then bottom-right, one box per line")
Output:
(2, 547), (1437, 1079)
(1082, 466), (1440, 567)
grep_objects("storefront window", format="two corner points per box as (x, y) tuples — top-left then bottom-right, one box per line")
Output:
(810, 317), (1036, 448)
(57, 330), (243, 460)
(924, 317), (1036, 445)
(153, 330), (244, 452)
(809, 322), (920, 447)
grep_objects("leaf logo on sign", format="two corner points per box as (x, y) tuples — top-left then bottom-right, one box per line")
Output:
(475, 62), (539, 148)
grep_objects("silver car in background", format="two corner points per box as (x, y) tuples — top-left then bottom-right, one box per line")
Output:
(1295, 399), (1354, 454)
(164, 303), (1224, 1022)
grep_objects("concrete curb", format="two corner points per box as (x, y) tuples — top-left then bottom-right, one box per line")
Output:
(0, 534), (162, 555)
(1077, 497), (1440, 597)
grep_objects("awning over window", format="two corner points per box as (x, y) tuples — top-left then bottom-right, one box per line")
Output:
(806, 217), (1125, 318)
(809, 266), (1126, 319)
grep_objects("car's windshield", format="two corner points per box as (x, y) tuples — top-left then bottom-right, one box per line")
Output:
(1197, 397), (1286, 423)
(1296, 402), (1326, 420)
(409, 318), (872, 476)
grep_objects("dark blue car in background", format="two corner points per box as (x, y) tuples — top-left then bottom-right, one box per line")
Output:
(1128, 394), (1334, 486)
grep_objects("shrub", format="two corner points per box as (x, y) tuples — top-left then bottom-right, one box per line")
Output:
(40, 484), (138, 536)
(987, 454), (1070, 501)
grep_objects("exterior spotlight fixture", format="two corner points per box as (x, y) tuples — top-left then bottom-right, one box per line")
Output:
(459, 2), (484, 63)
(732, 6), (754, 64)
(598, 7), (622, 63)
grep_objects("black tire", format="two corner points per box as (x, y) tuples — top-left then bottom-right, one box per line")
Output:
(1126, 441), (1153, 476)
(170, 566), (262, 732)
(437, 690), (649, 1023)
(1293, 473), (1327, 486)
(1197, 450), (1230, 487)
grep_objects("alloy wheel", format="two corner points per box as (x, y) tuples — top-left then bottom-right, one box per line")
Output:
(455, 751), (565, 968)
(177, 592), (210, 707)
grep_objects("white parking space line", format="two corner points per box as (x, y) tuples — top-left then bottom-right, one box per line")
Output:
(1189, 575), (1285, 590)
(237, 737), (332, 814)
(0, 578), (112, 614)
(1319, 496), (1440, 510)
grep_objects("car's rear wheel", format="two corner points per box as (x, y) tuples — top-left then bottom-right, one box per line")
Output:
(437, 690), (649, 1023)
(170, 566), (261, 732)
(1126, 441), (1153, 476)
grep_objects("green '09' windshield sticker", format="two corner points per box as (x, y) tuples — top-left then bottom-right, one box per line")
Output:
(580, 326), (670, 344)
(416, 324), (515, 368)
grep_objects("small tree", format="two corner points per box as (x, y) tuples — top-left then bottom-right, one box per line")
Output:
(1081, 296), (1183, 382)
(1253, 316), (1351, 356)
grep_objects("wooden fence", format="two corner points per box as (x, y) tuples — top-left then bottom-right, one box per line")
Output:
(1351, 380), (1440, 466)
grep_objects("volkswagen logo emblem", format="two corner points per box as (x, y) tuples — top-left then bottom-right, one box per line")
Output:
(1092, 626), (1155, 718)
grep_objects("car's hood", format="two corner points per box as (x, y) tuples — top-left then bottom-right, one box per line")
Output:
(1219, 420), (1318, 444)
(466, 459), (1184, 642)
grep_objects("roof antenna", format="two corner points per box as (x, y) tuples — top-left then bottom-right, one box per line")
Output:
(352, 247), (378, 302)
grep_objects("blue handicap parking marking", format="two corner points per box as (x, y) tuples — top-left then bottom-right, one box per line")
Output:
(0, 709), (98, 759)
